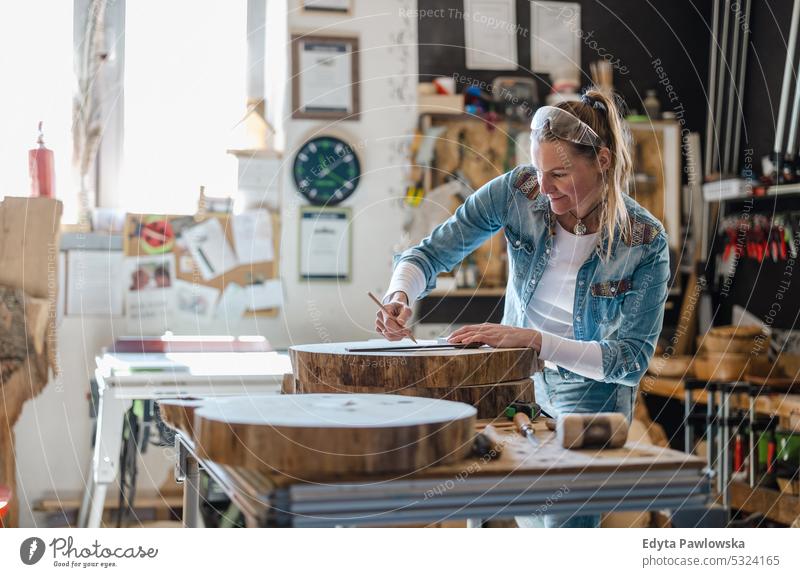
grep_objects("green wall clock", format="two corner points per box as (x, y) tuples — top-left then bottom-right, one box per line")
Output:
(292, 135), (361, 206)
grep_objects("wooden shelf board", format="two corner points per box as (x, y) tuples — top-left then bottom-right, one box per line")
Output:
(729, 481), (800, 526)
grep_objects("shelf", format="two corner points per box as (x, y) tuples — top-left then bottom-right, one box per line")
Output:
(426, 288), (506, 298)
(766, 183), (800, 196)
(713, 182), (800, 202)
(643, 376), (800, 419)
(729, 481), (800, 526)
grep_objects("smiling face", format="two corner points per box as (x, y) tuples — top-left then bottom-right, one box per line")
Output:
(531, 139), (610, 216)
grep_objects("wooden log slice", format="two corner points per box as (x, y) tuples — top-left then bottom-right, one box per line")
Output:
(297, 378), (534, 419)
(290, 341), (537, 391)
(189, 394), (477, 477)
(158, 398), (205, 438)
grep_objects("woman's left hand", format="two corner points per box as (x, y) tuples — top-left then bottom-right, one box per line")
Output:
(448, 323), (542, 351)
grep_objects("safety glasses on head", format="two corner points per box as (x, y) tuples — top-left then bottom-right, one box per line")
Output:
(530, 105), (605, 148)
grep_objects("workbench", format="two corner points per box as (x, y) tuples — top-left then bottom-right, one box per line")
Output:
(169, 416), (710, 528)
(78, 350), (292, 528)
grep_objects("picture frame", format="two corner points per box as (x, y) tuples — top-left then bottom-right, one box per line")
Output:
(301, 0), (351, 14)
(291, 34), (360, 120)
(298, 206), (352, 282)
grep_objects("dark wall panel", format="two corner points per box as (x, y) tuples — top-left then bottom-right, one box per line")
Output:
(418, 0), (712, 135)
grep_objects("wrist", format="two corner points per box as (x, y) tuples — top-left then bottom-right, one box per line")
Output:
(388, 291), (409, 305)
(529, 329), (542, 352)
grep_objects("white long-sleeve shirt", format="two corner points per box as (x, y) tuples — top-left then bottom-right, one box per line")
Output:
(385, 222), (604, 380)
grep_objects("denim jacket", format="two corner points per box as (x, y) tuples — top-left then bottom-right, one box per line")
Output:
(395, 165), (671, 388)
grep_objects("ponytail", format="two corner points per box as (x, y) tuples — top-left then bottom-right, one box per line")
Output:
(544, 88), (633, 261)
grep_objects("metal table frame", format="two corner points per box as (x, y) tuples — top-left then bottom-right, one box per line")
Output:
(174, 433), (710, 528)
(77, 352), (289, 528)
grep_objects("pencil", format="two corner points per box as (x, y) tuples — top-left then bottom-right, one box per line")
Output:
(367, 291), (417, 344)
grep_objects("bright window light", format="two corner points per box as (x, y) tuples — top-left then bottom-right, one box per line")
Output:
(0, 1), (74, 217)
(121, 0), (247, 215)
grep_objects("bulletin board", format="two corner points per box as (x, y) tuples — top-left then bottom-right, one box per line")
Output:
(123, 211), (281, 318)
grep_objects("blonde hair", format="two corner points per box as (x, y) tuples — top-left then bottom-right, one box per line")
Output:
(535, 88), (633, 261)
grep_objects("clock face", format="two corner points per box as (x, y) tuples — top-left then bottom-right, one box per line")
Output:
(293, 135), (361, 206)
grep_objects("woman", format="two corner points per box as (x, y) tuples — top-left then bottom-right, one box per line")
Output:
(376, 89), (671, 528)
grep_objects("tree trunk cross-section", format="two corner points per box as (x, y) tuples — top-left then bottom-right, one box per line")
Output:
(289, 342), (538, 418)
(162, 394), (477, 478)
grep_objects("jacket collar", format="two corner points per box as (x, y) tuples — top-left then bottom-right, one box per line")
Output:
(532, 193), (624, 258)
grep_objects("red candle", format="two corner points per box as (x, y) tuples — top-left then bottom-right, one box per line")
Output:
(29, 121), (55, 198)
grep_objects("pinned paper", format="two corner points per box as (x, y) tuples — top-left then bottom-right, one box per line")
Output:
(216, 282), (249, 320)
(244, 279), (283, 310)
(233, 210), (274, 264)
(182, 218), (238, 281)
(174, 279), (219, 323)
(124, 256), (173, 334)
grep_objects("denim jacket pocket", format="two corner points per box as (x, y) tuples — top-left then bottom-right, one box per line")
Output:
(590, 278), (633, 324)
(504, 225), (534, 280)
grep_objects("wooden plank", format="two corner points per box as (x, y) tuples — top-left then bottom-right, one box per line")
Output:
(643, 376), (800, 419)
(36, 492), (183, 512)
(729, 481), (800, 526)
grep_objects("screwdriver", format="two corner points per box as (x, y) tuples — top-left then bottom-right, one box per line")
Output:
(513, 412), (539, 447)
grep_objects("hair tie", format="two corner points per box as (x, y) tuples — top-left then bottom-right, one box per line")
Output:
(581, 93), (607, 113)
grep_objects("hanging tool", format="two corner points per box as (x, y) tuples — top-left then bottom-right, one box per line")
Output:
(731, 0), (752, 174)
(704, 0), (721, 177)
(513, 412), (539, 447)
(773, 0), (800, 182)
(711, 0), (731, 176)
(723, 0), (742, 176)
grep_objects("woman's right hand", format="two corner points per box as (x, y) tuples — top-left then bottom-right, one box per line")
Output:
(375, 291), (413, 341)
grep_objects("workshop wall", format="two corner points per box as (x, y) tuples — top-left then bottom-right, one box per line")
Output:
(262, 0), (419, 347)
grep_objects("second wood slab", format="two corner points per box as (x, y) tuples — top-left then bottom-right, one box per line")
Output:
(161, 394), (477, 477)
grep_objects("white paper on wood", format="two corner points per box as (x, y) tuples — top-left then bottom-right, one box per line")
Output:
(531, 1), (581, 81)
(182, 218), (238, 281)
(233, 210), (274, 264)
(216, 282), (249, 320)
(298, 39), (352, 113)
(299, 209), (350, 280)
(173, 279), (220, 323)
(245, 279), (283, 310)
(124, 255), (174, 335)
(66, 250), (125, 317)
(464, 0), (518, 70)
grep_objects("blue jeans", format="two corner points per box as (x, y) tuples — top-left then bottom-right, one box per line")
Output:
(516, 369), (637, 529)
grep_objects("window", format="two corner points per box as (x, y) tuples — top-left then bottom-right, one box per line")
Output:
(0, 1), (74, 217)
(120, 0), (247, 215)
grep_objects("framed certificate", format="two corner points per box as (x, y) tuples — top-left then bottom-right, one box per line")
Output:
(302, 0), (351, 14)
(292, 34), (360, 120)
(299, 206), (352, 281)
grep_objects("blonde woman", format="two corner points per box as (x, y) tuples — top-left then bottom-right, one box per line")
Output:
(377, 89), (670, 528)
